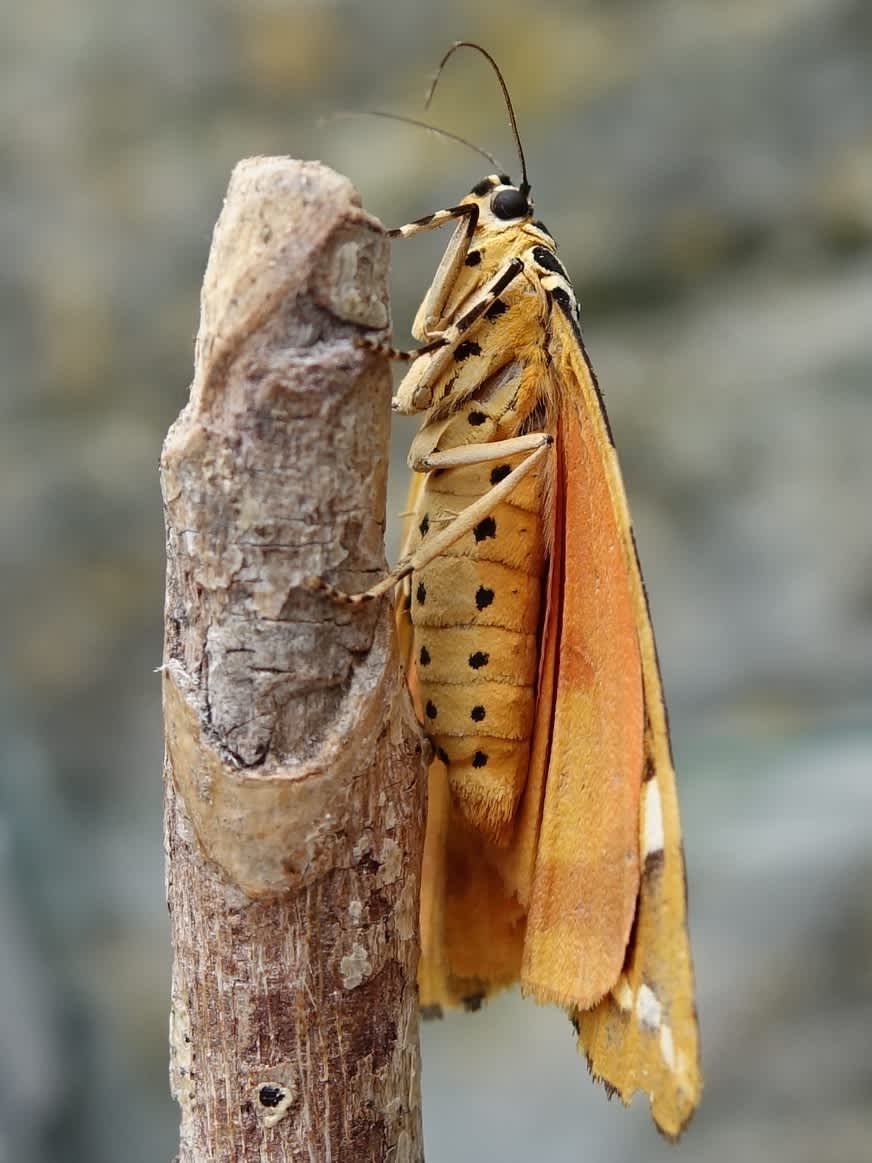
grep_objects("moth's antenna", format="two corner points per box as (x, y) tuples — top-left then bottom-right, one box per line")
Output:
(424, 41), (529, 197)
(331, 109), (504, 172)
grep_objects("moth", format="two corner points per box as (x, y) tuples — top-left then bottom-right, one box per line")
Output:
(314, 41), (701, 1139)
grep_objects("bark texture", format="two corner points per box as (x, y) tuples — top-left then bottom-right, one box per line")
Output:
(160, 157), (425, 1163)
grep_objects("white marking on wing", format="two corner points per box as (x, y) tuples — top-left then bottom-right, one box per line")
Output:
(642, 779), (665, 858)
(659, 1024), (677, 1071)
(636, 983), (663, 1030)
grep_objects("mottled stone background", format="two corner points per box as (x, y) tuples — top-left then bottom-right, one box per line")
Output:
(1, 2), (870, 1161)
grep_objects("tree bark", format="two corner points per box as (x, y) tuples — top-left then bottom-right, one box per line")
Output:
(160, 157), (425, 1163)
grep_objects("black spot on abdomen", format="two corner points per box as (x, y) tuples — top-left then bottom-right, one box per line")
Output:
(475, 586), (494, 610)
(474, 516), (496, 542)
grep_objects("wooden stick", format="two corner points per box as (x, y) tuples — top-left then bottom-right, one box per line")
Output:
(160, 157), (425, 1163)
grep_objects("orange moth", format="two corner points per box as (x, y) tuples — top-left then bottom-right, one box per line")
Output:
(315, 42), (701, 1138)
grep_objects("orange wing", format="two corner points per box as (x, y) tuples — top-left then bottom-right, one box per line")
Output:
(518, 359), (645, 1011)
(540, 315), (701, 1137)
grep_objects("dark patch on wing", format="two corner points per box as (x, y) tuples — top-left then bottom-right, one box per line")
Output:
(644, 847), (665, 881)
(549, 286), (582, 342)
(549, 287), (616, 449)
(532, 246), (568, 279)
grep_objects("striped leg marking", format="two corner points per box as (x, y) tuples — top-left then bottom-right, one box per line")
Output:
(388, 202), (478, 243)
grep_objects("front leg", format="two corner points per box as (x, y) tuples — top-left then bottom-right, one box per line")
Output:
(355, 202), (481, 365)
(387, 202), (478, 245)
(389, 202), (479, 337)
(306, 432), (553, 604)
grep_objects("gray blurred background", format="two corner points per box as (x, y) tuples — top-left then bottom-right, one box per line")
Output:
(1, 1), (870, 1160)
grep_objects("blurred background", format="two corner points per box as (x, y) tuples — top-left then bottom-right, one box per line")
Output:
(1, 1), (870, 1160)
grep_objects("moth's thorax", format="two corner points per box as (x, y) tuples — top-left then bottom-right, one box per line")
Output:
(395, 191), (568, 435)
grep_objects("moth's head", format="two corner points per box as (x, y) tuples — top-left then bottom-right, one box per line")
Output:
(467, 173), (533, 230)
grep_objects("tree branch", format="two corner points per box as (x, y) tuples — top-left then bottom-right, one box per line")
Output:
(160, 157), (425, 1163)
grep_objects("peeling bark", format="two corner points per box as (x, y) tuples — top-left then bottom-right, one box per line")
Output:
(160, 157), (425, 1163)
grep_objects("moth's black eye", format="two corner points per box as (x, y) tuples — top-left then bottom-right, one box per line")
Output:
(491, 188), (530, 220)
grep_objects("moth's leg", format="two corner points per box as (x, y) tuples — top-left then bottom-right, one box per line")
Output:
(409, 433), (546, 473)
(360, 202), (485, 358)
(369, 256), (524, 391)
(388, 202), (478, 245)
(360, 333), (449, 365)
(307, 432), (552, 604)
(433, 257), (525, 354)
